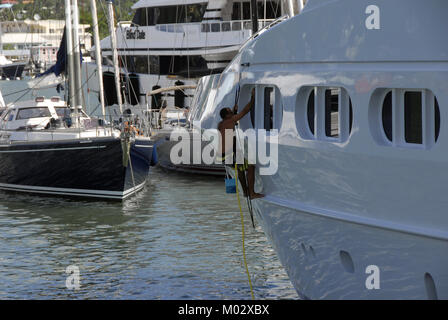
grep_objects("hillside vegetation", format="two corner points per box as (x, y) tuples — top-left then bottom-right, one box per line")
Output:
(0, 0), (137, 39)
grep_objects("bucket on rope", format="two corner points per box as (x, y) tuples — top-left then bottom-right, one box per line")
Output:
(225, 170), (236, 194)
(225, 178), (236, 194)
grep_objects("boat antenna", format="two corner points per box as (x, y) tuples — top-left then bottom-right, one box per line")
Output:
(89, 0), (107, 121)
(106, 0), (124, 115)
(64, 0), (78, 125)
(71, 0), (84, 121)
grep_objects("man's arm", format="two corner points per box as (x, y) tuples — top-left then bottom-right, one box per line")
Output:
(232, 103), (238, 114)
(233, 90), (255, 122)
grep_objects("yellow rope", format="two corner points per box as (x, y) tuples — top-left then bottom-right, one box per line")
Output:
(235, 163), (255, 300)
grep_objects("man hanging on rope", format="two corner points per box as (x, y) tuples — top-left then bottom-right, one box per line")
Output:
(217, 89), (264, 200)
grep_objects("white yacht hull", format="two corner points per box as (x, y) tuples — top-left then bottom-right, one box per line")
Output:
(191, 0), (448, 299)
(252, 197), (447, 299)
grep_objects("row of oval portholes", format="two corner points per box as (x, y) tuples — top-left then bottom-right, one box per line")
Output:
(298, 244), (439, 300)
(338, 250), (438, 300)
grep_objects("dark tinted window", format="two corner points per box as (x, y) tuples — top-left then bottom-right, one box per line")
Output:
(325, 89), (339, 138)
(153, 4), (206, 24)
(16, 107), (51, 120)
(201, 23), (210, 32)
(211, 23), (220, 32)
(243, 2), (251, 19)
(380, 90), (440, 145)
(307, 90), (315, 135)
(132, 8), (153, 26)
(404, 91), (423, 144)
(264, 87), (274, 131)
(232, 1), (281, 20)
(382, 91), (392, 141)
(232, 2), (241, 20)
(55, 107), (70, 118)
(222, 22), (231, 31)
(435, 98), (440, 142)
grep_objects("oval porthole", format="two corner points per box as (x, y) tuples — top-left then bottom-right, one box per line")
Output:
(301, 87), (353, 141)
(382, 91), (393, 142)
(435, 98), (440, 142)
(309, 245), (316, 258)
(378, 89), (440, 146)
(424, 273), (438, 300)
(339, 250), (355, 274)
(307, 90), (315, 135)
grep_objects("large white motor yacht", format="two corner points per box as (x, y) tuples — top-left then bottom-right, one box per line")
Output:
(86, 0), (289, 117)
(193, 0), (448, 299)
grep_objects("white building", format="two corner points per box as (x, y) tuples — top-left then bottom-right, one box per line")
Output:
(0, 19), (91, 61)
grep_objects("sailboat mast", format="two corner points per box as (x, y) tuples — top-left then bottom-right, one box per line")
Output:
(90, 0), (106, 120)
(64, 0), (77, 120)
(71, 0), (84, 115)
(106, 0), (123, 115)
(0, 20), (3, 55)
(0, 88), (5, 108)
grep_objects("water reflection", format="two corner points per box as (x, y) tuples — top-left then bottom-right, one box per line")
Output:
(0, 167), (297, 299)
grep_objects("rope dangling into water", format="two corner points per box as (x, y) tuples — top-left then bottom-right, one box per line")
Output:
(235, 163), (255, 300)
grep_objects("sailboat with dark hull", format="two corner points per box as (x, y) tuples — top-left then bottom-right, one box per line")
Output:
(0, 134), (152, 199)
(0, 0), (153, 200)
(0, 61), (26, 79)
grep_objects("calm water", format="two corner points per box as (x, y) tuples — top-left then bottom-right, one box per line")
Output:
(0, 80), (297, 299)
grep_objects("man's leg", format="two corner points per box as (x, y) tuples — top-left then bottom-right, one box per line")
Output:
(237, 169), (248, 197)
(247, 165), (264, 199)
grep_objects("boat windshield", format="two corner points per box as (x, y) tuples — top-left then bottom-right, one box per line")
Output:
(55, 107), (70, 118)
(16, 107), (51, 120)
(2, 110), (14, 121)
(55, 107), (89, 119)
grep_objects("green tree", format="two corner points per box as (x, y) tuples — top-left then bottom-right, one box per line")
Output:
(0, 0), (137, 40)
(79, 0), (137, 39)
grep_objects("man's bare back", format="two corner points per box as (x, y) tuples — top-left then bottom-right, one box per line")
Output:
(217, 89), (264, 199)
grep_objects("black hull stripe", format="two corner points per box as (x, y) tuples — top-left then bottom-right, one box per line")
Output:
(0, 146), (106, 153)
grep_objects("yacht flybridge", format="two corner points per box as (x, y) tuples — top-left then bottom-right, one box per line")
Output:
(87, 0), (289, 115)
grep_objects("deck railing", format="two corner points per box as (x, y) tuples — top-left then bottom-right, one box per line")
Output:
(131, 19), (278, 34)
(0, 112), (153, 144)
(200, 19), (277, 33)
